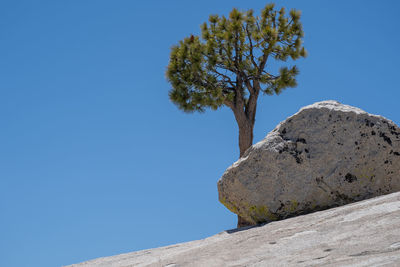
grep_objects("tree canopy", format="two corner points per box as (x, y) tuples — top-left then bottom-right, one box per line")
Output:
(167, 3), (306, 114)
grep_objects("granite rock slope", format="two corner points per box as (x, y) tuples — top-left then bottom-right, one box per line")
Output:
(66, 192), (400, 267)
(218, 100), (400, 225)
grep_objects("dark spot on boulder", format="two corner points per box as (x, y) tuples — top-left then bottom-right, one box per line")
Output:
(388, 125), (400, 137)
(282, 128), (286, 134)
(384, 160), (389, 164)
(346, 116), (350, 121)
(337, 142), (343, 146)
(324, 248), (333, 252)
(360, 133), (367, 137)
(345, 173), (357, 183)
(290, 151), (303, 164)
(276, 202), (285, 212)
(278, 145), (289, 154)
(394, 151), (400, 156)
(365, 119), (374, 127)
(379, 132), (392, 146)
(371, 131), (376, 135)
(296, 138), (307, 144)
(304, 148), (309, 153)
(355, 141), (358, 145)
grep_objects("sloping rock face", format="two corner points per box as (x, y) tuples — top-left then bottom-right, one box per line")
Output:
(66, 192), (400, 266)
(218, 100), (400, 225)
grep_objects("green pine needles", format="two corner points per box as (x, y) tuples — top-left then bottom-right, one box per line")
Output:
(167, 3), (306, 113)
(167, 3), (307, 158)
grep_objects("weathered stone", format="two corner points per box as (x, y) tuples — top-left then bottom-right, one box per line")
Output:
(66, 192), (400, 266)
(218, 100), (400, 225)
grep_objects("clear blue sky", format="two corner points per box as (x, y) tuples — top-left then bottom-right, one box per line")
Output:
(1, 1), (399, 266)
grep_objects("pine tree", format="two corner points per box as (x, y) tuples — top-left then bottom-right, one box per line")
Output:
(167, 3), (306, 228)
(167, 4), (306, 160)
(167, 3), (306, 158)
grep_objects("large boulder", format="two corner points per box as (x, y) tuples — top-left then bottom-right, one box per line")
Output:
(218, 100), (400, 225)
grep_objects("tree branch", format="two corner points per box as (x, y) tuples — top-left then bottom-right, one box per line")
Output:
(224, 99), (234, 110)
(258, 53), (269, 74)
(213, 68), (236, 88)
(244, 24), (259, 71)
(243, 77), (254, 94)
(245, 81), (260, 123)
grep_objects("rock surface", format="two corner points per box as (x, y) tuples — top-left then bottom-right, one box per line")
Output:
(66, 192), (400, 266)
(218, 100), (400, 225)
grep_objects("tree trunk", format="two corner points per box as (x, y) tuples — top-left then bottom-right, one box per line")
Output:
(236, 116), (255, 227)
(230, 82), (259, 228)
(238, 215), (254, 228)
(238, 120), (254, 157)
